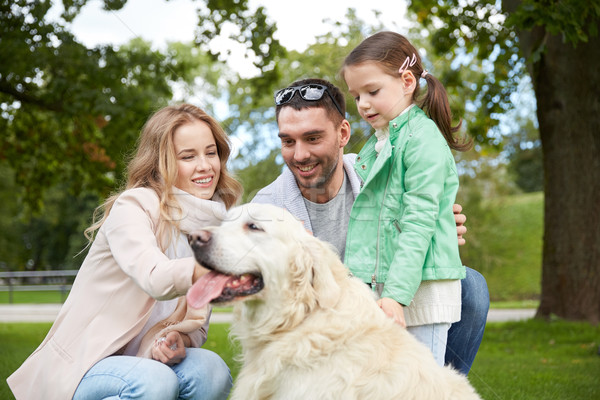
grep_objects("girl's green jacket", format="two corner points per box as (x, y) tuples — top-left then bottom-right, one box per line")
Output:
(344, 106), (465, 306)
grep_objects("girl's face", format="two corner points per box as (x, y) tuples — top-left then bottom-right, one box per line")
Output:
(173, 120), (221, 200)
(344, 61), (414, 130)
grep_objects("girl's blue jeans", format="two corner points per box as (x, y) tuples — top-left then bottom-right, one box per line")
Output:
(73, 348), (232, 400)
(407, 323), (451, 367)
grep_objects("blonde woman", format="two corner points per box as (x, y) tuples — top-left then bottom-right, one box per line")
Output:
(8, 104), (243, 400)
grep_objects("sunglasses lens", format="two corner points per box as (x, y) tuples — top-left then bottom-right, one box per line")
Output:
(275, 87), (296, 105)
(274, 84), (344, 117)
(299, 85), (325, 101)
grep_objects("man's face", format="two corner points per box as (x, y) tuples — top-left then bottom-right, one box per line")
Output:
(277, 107), (349, 201)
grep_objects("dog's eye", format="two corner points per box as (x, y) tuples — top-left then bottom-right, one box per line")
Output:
(246, 222), (263, 232)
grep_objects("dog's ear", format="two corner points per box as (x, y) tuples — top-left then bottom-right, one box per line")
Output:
(302, 237), (342, 309)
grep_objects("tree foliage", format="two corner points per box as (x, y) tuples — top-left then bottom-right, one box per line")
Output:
(506, 118), (543, 192)
(195, 0), (287, 95)
(0, 0), (225, 211)
(409, 0), (599, 132)
(0, 0), (225, 269)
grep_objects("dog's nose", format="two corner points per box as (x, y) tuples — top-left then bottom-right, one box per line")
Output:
(188, 230), (212, 246)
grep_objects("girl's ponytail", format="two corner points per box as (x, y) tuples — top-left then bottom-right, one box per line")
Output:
(420, 73), (471, 152)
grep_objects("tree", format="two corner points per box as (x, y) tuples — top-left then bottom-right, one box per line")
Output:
(0, 1), (228, 209)
(0, 0), (225, 270)
(409, 0), (600, 322)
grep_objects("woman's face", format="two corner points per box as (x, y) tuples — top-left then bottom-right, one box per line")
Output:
(173, 120), (221, 200)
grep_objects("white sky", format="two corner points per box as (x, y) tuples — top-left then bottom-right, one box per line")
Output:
(54, 0), (411, 77)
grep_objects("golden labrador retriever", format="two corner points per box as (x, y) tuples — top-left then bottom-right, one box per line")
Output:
(187, 204), (481, 400)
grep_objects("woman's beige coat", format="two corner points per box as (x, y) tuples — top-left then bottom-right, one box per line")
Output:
(7, 188), (226, 399)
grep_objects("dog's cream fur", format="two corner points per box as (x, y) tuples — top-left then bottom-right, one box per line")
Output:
(193, 204), (481, 400)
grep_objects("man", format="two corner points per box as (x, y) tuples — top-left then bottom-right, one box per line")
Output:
(252, 78), (489, 375)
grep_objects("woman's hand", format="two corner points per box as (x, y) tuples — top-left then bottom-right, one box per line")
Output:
(377, 297), (406, 328)
(152, 331), (186, 365)
(192, 262), (210, 283)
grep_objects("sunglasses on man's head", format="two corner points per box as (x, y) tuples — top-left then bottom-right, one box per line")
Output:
(274, 84), (345, 117)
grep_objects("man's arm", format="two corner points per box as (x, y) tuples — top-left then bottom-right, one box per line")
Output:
(453, 203), (467, 246)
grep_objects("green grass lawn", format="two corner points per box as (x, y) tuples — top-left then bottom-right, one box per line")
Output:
(490, 300), (540, 309)
(0, 291), (70, 304)
(459, 191), (544, 302)
(2, 319), (598, 399)
(470, 319), (600, 399)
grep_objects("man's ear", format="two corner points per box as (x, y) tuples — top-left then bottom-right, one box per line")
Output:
(339, 119), (351, 147)
(401, 71), (417, 96)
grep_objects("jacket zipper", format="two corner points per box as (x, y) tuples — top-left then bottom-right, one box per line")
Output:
(373, 145), (400, 293)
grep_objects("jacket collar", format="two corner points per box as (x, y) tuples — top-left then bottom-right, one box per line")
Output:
(354, 106), (424, 185)
(387, 104), (419, 139)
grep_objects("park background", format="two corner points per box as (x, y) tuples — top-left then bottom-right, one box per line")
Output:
(0, 0), (598, 398)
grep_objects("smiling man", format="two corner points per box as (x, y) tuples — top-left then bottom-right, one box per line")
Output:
(255, 79), (359, 257)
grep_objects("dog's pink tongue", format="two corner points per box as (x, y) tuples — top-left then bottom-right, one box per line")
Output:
(187, 271), (232, 309)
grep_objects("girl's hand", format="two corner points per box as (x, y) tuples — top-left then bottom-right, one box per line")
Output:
(152, 331), (186, 365)
(377, 297), (406, 328)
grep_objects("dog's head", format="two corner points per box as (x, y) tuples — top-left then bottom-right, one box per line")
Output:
(186, 203), (343, 319)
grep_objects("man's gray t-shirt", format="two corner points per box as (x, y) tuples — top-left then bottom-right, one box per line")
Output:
(303, 172), (355, 261)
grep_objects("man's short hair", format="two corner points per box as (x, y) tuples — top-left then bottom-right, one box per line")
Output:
(275, 78), (346, 126)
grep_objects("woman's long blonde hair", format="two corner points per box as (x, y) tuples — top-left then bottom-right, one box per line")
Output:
(84, 104), (243, 247)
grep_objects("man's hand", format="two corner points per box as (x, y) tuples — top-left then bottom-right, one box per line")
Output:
(453, 203), (467, 246)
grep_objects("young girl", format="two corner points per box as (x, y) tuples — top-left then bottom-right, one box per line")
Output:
(8, 104), (243, 400)
(341, 31), (471, 366)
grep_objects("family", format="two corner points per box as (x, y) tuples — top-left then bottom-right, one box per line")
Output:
(8, 31), (489, 399)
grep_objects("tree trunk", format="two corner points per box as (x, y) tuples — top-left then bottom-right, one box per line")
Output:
(526, 32), (600, 323)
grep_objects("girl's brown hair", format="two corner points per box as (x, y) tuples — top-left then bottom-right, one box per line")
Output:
(84, 104), (242, 247)
(341, 31), (471, 151)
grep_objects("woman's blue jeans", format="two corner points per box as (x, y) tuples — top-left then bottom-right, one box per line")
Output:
(445, 267), (490, 375)
(73, 348), (232, 400)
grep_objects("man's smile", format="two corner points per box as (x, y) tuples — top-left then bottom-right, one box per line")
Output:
(296, 163), (317, 176)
